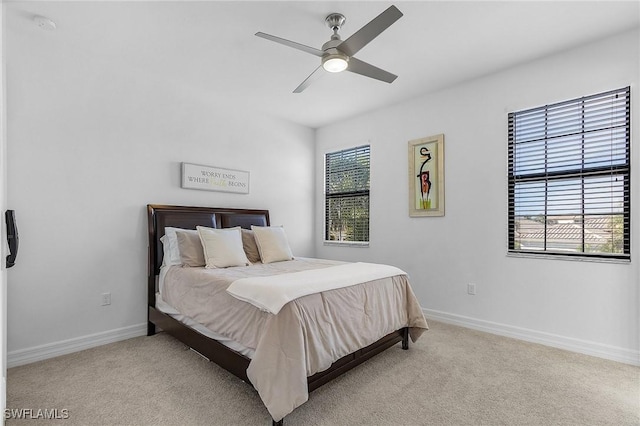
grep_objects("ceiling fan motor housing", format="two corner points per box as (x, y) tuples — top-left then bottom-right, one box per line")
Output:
(321, 16), (349, 73)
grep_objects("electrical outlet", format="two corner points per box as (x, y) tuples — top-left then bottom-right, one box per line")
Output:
(467, 283), (476, 295)
(101, 292), (111, 306)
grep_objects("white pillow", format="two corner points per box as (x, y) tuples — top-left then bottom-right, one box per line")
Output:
(160, 235), (175, 267)
(196, 226), (250, 268)
(251, 225), (294, 264)
(161, 227), (196, 266)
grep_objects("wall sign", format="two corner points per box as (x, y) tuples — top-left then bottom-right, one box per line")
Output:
(181, 162), (250, 194)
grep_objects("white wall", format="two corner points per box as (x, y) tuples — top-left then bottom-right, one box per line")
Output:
(1, 0), (8, 411)
(5, 19), (315, 359)
(315, 29), (640, 364)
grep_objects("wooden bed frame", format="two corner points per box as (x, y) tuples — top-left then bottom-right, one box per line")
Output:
(147, 204), (409, 425)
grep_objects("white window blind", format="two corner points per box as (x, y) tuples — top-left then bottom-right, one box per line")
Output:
(508, 87), (630, 260)
(325, 145), (370, 243)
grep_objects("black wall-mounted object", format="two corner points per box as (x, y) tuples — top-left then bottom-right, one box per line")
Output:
(5, 210), (18, 268)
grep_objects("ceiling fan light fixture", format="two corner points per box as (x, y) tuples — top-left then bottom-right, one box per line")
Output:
(322, 53), (349, 73)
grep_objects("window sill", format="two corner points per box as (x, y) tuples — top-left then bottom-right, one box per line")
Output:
(507, 252), (630, 264)
(323, 241), (369, 248)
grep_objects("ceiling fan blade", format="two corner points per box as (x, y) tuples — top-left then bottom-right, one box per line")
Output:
(338, 5), (403, 57)
(347, 57), (397, 83)
(255, 32), (324, 57)
(293, 66), (324, 93)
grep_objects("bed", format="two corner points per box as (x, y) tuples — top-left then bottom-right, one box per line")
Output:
(147, 204), (428, 424)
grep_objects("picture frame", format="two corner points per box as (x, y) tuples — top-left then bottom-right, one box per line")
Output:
(408, 134), (444, 217)
(181, 162), (250, 194)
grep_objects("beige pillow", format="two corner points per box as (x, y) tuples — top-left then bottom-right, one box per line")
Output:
(241, 229), (261, 264)
(251, 225), (294, 264)
(196, 226), (250, 269)
(175, 230), (205, 267)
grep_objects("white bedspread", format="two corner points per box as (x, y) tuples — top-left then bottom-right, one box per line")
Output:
(226, 262), (406, 314)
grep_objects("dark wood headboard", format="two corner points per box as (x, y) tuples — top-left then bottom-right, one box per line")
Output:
(147, 204), (270, 306)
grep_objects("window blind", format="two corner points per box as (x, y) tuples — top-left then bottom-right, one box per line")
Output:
(508, 87), (630, 259)
(325, 145), (370, 242)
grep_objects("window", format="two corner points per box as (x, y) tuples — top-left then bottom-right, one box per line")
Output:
(508, 87), (630, 260)
(325, 145), (370, 243)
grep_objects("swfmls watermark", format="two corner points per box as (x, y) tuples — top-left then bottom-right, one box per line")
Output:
(4, 408), (69, 420)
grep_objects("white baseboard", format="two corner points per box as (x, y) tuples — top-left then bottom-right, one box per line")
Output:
(424, 308), (640, 366)
(7, 313), (639, 368)
(7, 323), (147, 368)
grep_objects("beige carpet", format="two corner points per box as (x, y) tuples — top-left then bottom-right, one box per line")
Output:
(6, 321), (639, 425)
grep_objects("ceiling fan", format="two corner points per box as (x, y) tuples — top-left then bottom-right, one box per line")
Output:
(256, 5), (403, 93)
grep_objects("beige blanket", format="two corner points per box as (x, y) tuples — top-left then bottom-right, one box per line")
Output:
(226, 262), (407, 314)
(161, 258), (428, 421)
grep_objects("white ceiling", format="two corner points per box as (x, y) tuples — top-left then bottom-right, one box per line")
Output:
(6, 1), (640, 129)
